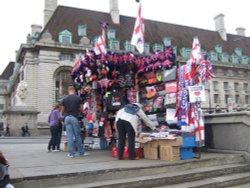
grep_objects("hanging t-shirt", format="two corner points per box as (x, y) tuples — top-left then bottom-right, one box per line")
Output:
(106, 91), (125, 111)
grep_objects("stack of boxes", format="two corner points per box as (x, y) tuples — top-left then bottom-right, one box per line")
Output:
(159, 137), (182, 161)
(143, 140), (159, 160)
(143, 137), (182, 161)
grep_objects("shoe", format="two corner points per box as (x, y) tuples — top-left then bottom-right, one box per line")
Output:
(53, 149), (60, 152)
(79, 153), (89, 157)
(67, 154), (74, 158)
(47, 150), (52, 153)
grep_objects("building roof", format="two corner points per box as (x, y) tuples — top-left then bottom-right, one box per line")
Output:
(0, 61), (15, 80)
(42, 6), (250, 56)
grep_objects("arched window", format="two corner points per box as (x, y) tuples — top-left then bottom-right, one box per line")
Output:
(55, 68), (72, 102)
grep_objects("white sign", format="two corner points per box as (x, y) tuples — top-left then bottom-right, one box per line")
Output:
(188, 85), (206, 103)
(166, 108), (177, 125)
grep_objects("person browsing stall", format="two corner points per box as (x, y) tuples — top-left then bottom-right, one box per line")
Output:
(115, 103), (157, 160)
(61, 86), (86, 158)
(47, 104), (61, 152)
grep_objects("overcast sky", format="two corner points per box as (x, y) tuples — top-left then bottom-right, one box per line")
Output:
(0, 0), (249, 74)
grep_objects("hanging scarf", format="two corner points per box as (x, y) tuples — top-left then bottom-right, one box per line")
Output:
(177, 65), (189, 126)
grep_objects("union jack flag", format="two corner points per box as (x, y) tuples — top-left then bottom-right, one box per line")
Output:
(196, 55), (216, 82)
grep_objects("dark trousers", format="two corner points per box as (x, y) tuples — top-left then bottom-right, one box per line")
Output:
(56, 123), (63, 150)
(48, 125), (59, 150)
(116, 119), (135, 160)
(0, 174), (10, 188)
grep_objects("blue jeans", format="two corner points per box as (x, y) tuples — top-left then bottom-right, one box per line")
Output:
(65, 115), (84, 156)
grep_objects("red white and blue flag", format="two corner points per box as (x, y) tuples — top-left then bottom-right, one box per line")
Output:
(94, 22), (107, 55)
(191, 37), (202, 64)
(94, 35), (106, 55)
(131, 0), (145, 54)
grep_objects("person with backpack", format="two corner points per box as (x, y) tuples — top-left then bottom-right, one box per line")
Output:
(115, 103), (158, 160)
(47, 105), (61, 152)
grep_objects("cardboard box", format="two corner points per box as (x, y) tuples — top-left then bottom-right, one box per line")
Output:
(158, 137), (182, 147)
(160, 146), (180, 161)
(142, 140), (159, 148)
(143, 147), (159, 160)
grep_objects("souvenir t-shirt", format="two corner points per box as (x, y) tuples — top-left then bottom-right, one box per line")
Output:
(106, 91), (125, 111)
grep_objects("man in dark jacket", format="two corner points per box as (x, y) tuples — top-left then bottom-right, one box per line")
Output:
(61, 86), (86, 158)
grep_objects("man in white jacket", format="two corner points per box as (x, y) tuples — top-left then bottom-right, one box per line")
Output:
(115, 103), (156, 160)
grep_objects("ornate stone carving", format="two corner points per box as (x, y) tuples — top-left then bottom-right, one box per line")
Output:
(15, 81), (28, 106)
(40, 30), (54, 43)
(79, 36), (90, 45)
(26, 34), (32, 44)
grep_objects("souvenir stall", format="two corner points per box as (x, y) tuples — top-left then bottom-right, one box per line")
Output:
(71, 46), (176, 149)
(71, 37), (215, 161)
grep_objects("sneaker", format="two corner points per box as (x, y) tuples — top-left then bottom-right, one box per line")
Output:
(67, 154), (74, 158)
(53, 149), (60, 152)
(47, 150), (52, 153)
(79, 153), (89, 157)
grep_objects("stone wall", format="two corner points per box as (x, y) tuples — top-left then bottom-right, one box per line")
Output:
(205, 111), (250, 160)
(4, 106), (39, 136)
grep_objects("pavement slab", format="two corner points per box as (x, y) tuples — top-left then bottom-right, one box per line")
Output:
(0, 137), (245, 182)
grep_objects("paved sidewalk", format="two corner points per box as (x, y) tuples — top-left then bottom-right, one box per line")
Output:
(0, 137), (242, 182)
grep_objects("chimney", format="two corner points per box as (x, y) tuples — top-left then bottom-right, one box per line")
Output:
(31, 24), (42, 37)
(110, 0), (120, 24)
(44, 0), (58, 26)
(236, 27), (246, 37)
(214, 14), (227, 41)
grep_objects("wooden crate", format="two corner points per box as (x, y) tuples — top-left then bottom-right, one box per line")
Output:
(158, 137), (182, 147)
(142, 140), (159, 148)
(160, 146), (180, 161)
(143, 147), (159, 160)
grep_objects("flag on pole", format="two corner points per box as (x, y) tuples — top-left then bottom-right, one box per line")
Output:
(72, 55), (82, 74)
(191, 37), (202, 64)
(94, 35), (106, 55)
(131, 1), (145, 54)
(94, 21), (108, 55)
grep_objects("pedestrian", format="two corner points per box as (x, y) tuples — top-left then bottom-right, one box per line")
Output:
(61, 86), (87, 158)
(24, 124), (30, 136)
(47, 105), (61, 152)
(4, 125), (10, 137)
(21, 126), (26, 137)
(115, 103), (158, 160)
(0, 150), (15, 188)
(55, 106), (64, 151)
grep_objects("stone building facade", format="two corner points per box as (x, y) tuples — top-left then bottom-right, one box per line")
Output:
(0, 62), (14, 133)
(5, 0), (250, 132)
